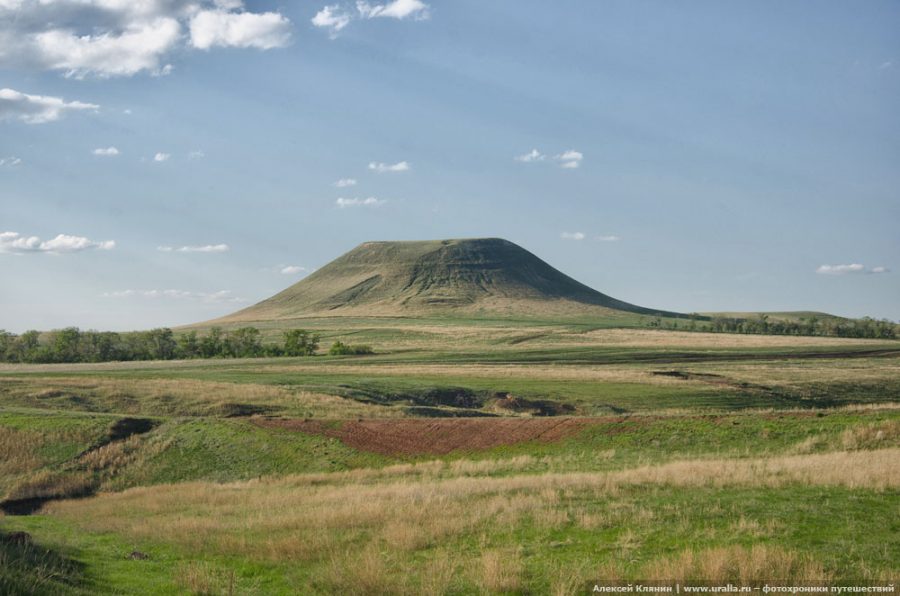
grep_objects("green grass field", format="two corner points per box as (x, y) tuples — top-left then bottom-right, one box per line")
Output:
(1, 321), (898, 594)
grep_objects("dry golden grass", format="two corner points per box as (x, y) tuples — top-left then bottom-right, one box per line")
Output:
(323, 543), (401, 596)
(0, 427), (43, 478)
(549, 562), (589, 596)
(641, 544), (830, 583)
(80, 435), (142, 472)
(476, 549), (524, 594)
(44, 447), (899, 564)
(174, 561), (247, 595)
(417, 552), (458, 596)
(840, 419), (900, 450)
(6, 469), (94, 501)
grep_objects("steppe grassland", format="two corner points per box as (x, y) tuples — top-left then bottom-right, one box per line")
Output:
(1, 320), (898, 594)
(30, 446), (900, 593)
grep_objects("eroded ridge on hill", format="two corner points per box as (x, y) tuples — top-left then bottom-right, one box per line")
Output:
(209, 238), (679, 323)
(252, 417), (604, 456)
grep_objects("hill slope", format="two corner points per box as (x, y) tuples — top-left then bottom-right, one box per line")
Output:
(212, 238), (679, 323)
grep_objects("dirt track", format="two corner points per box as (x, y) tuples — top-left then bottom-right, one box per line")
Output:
(252, 417), (606, 456)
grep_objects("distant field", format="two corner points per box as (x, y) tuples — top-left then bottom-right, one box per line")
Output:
(1, 322), (898, 593)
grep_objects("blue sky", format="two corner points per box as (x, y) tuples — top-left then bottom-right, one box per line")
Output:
(1, 0), (898, 332)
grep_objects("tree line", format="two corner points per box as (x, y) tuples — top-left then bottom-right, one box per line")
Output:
(646, 314), (898, 339)
(0, 327), (338, 364)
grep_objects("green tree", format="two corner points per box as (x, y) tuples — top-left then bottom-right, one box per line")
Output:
(177, 331), (200, 359)
(78, 330), (121, 362)
(282, 329), (320, 356)
(146, 328), (177, 360)
(50, 327), (82, 362)
(0, 330), (14, 362)
(226, 327), (262, 358)
(14, 330), (41, 362)
(200, 327), (224, 358)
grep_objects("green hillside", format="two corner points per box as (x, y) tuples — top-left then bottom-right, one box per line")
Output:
(209, 238), (680, 324)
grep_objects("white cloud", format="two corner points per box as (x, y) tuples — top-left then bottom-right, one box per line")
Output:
(101, 289), (246, 303)
(816, 264), (889, 276)
(596, 235), (620, 242)
(153, 152), (170, 162)
(190, 9), (291, 50)
(356, 0), (429, 20)
(312, 1), (427, 37)
(368, 160), (409, 173)
(93, 146), (120, 156)
(878, 61), (892, 70)
(516, 148), (583, 168)
(561, 232), (585, 241)
(188, 150), (205, 159)
(158, 244), (230, 253)
(280, 265), (307, 274)
(0, 231), (114, 254)
(0, 88), (98, 124)
(0, 1), (292, 78)
(334, 178), (357, 187)
(515, 149), (544, 163)
(336, 197), (384, 208)
(0, 156), (22, 166)
(555, 149), (583, 169)
(32, 18), (182, 78)
(312, 5), (352, 38)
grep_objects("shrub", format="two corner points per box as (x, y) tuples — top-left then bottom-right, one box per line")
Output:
(329, 341), (374, 356)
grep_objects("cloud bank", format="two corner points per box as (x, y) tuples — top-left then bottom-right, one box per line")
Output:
(313, 0), (428, 37)
(816, 264), (889, 276)
(0, 1), (292, 78)
(0, 231), (114, 254)
(0, 88), (98, 124)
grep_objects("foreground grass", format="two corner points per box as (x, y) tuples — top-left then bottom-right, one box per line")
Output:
(3, 447), (897, 594)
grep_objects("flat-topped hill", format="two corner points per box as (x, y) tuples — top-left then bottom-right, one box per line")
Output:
(211, 238), (679, 323)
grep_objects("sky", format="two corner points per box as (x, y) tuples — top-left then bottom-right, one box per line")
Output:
(1, 0), (898, 332)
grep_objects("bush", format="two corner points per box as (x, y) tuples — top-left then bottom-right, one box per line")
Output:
(329, 341), (374, 356)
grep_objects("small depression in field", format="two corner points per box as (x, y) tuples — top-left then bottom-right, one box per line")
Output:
(252, 417), (604, 456)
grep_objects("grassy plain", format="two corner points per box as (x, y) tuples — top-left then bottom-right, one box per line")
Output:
(1, 319), (898, 594)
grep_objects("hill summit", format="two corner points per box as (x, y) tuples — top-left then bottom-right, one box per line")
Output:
(215, 238), (676, 322)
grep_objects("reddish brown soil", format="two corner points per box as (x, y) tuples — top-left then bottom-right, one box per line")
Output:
(252, 417), (613, 456)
